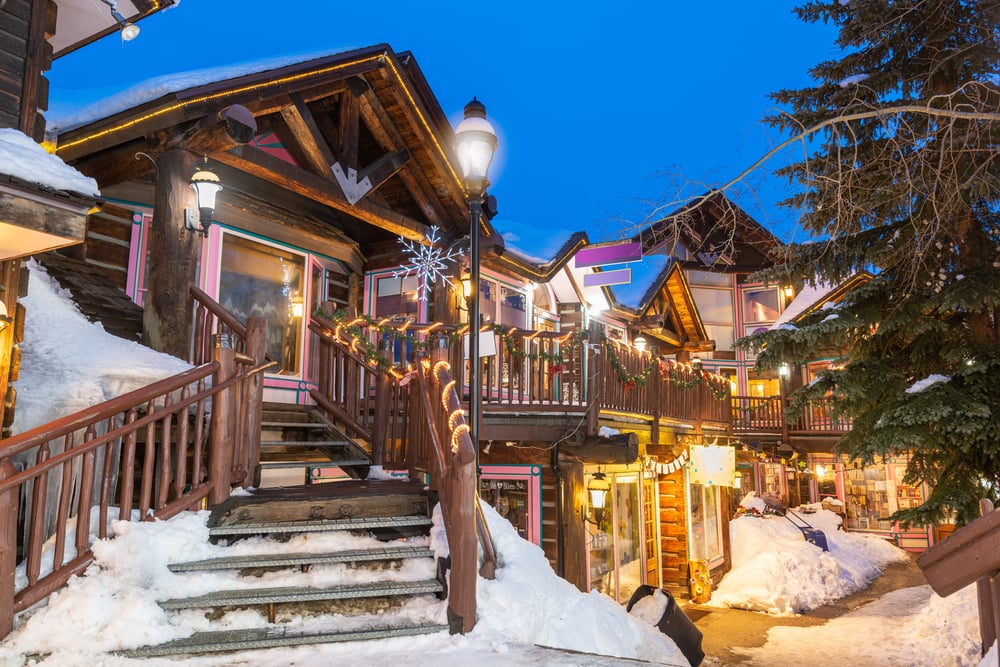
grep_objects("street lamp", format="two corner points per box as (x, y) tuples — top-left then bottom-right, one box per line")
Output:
(454, 98), (498, 469)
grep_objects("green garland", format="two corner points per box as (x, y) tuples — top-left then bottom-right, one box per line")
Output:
(317, 310), (728, 399)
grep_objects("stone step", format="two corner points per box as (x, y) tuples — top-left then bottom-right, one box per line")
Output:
(209, 515), (432, 538)
(117, 622), (448, 658)
(258, 458), (370, 470)
(168, 545), (434, 573)
(158, 578), (444, 610)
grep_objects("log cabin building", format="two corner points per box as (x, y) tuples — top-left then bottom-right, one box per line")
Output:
(22, 43), (736, 608)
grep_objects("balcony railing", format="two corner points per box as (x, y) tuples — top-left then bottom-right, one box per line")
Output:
(731, 395), (853, 435)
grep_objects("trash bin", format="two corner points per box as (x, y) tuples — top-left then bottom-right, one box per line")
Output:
(626, 585), (704, 667)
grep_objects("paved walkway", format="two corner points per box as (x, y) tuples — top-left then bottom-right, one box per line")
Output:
(684, 553), (927, 665)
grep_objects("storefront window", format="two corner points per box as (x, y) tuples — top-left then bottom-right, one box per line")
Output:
(688, 483), (723, 564)
(375, 275), (419, 320)
(743, 288), (780, 323)
(587, 471), (652, 603)
(479, 465), (542, 545)
(219, 233), (305, 375)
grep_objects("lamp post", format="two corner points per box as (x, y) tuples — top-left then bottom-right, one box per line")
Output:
(454, 98), (498, 470)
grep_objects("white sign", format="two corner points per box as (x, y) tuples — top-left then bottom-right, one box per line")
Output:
(463, 331), (497, 359)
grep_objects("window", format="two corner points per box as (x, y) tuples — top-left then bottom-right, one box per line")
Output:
(587, 471), (654, 603)
(500, 286), (527, 327)
(688, 483), (724, 565)
(691, 286), (735, 352)
(479, 465), (542, 545)
(218, 233), (305, 375)
(375, 275), (419, 320)
(743, 288), (780, 324)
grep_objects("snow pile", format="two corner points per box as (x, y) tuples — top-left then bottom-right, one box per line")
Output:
(709, 507), (907, 614)
(0, 128), (99, 197)
(739, 585), (981, 666)
(473, 504), (686, 664)
(0, 503), (688, 666)
(12, 260), (192, 434)
(906, 374), (951, 394)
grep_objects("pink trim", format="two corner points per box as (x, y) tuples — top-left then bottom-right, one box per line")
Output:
(479, 465), (542, 545)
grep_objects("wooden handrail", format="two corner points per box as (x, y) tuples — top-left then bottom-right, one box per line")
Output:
(191, 286), (247, 338)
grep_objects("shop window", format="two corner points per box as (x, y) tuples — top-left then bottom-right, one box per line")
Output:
(218, 233), (305, 375)
(587, 471), (653, 604)
(500, 285), (527, 327)
(688, 483), (724, 566)
(479, 465), (542, 545)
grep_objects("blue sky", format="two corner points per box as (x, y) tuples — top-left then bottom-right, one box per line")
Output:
(48, 1), (839, 252)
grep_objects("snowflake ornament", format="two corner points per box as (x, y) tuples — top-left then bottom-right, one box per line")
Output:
(394, 226), (465, 301)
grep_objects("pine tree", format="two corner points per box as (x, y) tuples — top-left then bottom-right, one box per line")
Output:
(744, 0), (1000, 525)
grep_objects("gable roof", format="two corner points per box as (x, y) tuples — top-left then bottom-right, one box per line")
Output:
(635, 192), (783, 273)
(54, 45), (471, 257)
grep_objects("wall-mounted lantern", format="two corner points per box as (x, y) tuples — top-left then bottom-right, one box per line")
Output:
(187, 158), (223, 237)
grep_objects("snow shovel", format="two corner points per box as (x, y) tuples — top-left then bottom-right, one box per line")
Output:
(783, 508), (829, 551)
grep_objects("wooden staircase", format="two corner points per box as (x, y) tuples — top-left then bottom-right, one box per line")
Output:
(255, 402), (374, 486)
(118, 479), (448, 659)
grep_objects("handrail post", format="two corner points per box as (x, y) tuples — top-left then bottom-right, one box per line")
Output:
(244, 317), (267, 482)
(0, 460), (17, 638)
(208, 334), (236, 506)
(371, 339), (391, 468)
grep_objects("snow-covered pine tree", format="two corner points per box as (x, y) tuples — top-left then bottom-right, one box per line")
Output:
(743, 0), (1000, 525)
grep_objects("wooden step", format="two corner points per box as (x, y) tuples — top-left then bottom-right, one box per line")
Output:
(116, 623), (448, 658)
(258, 458), (370, 470)
(259, 439), (349, 447)
(159, 579), (444, 610)
(168, 545), (434, 573)
(209, 515), (432, 538)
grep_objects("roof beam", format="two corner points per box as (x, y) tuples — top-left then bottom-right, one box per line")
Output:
(214, 144), (429, 241)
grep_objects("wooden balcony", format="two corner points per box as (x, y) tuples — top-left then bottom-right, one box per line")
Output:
(731, 395), (853, 448)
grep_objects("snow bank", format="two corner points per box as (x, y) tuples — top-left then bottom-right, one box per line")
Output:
(12, 260), (192, 434)
(709, 508), (907, 614)
(0, 128), (99, 197)
(473, 503), (687, 664)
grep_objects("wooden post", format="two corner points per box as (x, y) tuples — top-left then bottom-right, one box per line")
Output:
(208, 334), (235, 506)
(371, 340), (391, 467)
(979, 499), (998, 656)
(0, 460), (17, 638)
(651, 356), (661, 445)
(448, 455), (477, 633)
(243, 317), (267, 480)
(586, 344), (602, 437)
(143, 149), (200, 359)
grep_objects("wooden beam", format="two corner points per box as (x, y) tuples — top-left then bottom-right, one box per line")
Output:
(359, 90), (451, 229)
(358, 148), (410, 192)
(215, 144), (429, 241)
(279, 92), (337, 179)
(338, 87), (360, 172)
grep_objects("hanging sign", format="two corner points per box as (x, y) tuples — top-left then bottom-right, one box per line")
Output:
(688, 445), (736, 487)
(574, 241), (642, 269)
(645, 452), (688, 475)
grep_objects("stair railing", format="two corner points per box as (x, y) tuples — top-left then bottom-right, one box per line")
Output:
(0, 338), (273, 639)
(410, 335), (497, 634)
(308, 315), (414, 467)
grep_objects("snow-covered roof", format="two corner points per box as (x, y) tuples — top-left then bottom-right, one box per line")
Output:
(50, 48), (355, 134)
(770, 282), (838, 329)
(609, 254), (671, 310)
(0, 128), (99, 198)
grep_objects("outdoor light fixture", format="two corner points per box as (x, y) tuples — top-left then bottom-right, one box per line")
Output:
(778, 363), (791, 379)
(187, 158), (223, 237)
(815, 464), (827, 478)
(102, 1), (140, 41)
(783, 284), (795, 299)
(290, 296), (304, 319)
(588, 472), (611, 510)
(692, 357), (703, 370)
(633, 336), (647, 353)
(454, 97), (498, 473)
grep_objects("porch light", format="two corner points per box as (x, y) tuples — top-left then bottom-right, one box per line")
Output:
(778, 363), (790, 379)
(815, 464), (827, 478)
(783, 284), (795, 299)
(102, 1), (140, 41)
(290, 296), (304, 319)
(633, 336), (647, 353)
(588, 472), (611, 510)
(187, 158), (223, 237)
